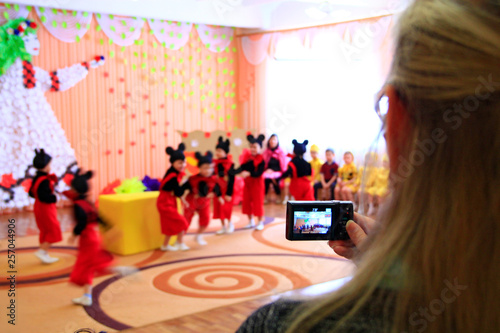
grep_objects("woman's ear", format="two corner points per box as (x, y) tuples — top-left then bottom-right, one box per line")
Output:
(386, 85), (412, 173)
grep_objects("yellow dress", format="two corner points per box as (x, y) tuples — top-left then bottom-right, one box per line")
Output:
(338, 162), (358, 192)
(309, 157), (324, 184)
(356, 166), (378, 193)
(367, 167), (389, 197)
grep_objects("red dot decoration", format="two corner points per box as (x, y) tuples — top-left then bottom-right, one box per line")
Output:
(131, 141), (136, 146)
(125, 92), (131, 98)
(182, 132), (188, 138)
(152, 121), (157, 126)
(140, 128), (145, 134)
(204, 132), (211, 138)
(143, 95), (149, 100)
(165, 121), (170, 126)
(119, 77), (125, 82)
(146, 110), (151, 115)
(103, 72), (109, 78)
(164, 132), (168, 137)
(151, 144), (156, 149)
(131, 114), (136, 119)
(105, 150), (111, 155)
(122, 104), (127, 109)
(160, 104), (165, 108)
(246, 131), (252, 136)
(109, 88), (114, 93)
(226, 132), (232, 137)
(118, 149), (123, 154)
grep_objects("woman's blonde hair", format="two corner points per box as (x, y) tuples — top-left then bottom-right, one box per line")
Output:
(287, 0), (500, 332)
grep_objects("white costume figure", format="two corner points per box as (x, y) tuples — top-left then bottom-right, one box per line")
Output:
(0, 19), (105, 210)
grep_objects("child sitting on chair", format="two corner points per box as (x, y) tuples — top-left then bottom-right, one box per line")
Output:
(314, 149), (338, 200)
(335, 152), (358, 205)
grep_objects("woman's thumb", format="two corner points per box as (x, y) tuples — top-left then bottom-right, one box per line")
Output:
(346, 220), (366, 246)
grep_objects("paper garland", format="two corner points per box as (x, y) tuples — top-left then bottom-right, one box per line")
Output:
(0, 3), (29, 26)
(95, 13), (145, 46)
(34, 7), (92, 43)
(241, 33), (272, 66)
(196, 24), (234, 53)
(148, 19), (192, 50)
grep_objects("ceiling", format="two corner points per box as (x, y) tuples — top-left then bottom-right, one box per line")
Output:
(9, 0), (410, 32)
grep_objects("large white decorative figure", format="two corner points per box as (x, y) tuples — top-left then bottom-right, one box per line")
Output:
(0, 18), (105, 211)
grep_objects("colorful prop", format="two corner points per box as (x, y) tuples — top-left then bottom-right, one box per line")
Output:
(0, 17), (105, 211)
(142, 175), (160, 191)
(114, 177), (147, 194)
(99, 192), (175, 255)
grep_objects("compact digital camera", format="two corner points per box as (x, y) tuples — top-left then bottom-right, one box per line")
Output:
(286, 201), (354, 241)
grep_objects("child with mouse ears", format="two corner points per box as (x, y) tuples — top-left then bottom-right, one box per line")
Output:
(157, 143), (190, 251)
(232, 134), (266, 231)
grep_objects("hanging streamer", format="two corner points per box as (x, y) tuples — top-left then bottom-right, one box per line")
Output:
(196, 24), (234, 53)
(148, 19), (192, 50)
(241, 34), (271, 66)
(34, 7), (92, 43)
(95, 13), (145, 46)
(0, 3), (29, 25)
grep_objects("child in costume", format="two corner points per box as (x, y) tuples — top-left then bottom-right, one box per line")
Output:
(356, 152), (379, 214)
(314, 148), (338, 200)
(64, 170), (137, 306)
(213, 137), (235, 235)
(183, 151), (220, 245)
(335, 151), (358, 204)
(262, 134), (287, 204)
(28, 149), (62, 264)
(365, 154), (390, 215)
(309, 144), (323, 198)
(64, 171), (113, 306)
(233, 134), (266, 231)
(157, 143), (190, 251)
(280, 140), (315, 201)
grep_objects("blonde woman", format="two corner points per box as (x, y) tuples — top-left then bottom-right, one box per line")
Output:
(237, 0), (500, 332)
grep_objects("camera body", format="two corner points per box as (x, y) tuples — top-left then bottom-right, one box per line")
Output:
(286, 200), (353, 241)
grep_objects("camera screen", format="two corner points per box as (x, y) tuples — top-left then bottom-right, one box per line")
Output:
(293, 208), (332, 235)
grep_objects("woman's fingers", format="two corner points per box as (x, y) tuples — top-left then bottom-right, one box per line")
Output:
(353, 212), (375, 235)
(332, 245), (358, 259)
(346, 220), (367, 247)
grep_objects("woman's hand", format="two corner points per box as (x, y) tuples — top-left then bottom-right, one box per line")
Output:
(224, 195), (232, 202)
(241, 171), (250, 178)
(328, 212), (375, 260)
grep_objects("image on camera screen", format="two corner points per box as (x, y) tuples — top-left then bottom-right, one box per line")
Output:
(293, 209), (332, 235)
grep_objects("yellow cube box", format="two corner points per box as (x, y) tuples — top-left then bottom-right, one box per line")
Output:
(98, 191), (174, 255)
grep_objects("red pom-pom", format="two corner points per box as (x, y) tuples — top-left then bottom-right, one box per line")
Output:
(29, 22), (37, 28)
(246, 131), (252, 136)
(94, 56), (101, 62)
(18, 26), (25, 33)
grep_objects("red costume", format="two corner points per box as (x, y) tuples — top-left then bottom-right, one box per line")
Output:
(280, 140), (314, 201)
(238, 150), (266, 217)
(184, 174), (218, 227)
(157, 168), (189, 236)
(287, 160), (315, 201)
(213, 156), (235, 220)
(29, 172), (62, 244)
(68, 197), (114, 286)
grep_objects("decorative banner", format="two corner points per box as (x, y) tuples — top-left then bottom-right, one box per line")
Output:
(196, 24), (234, 53)
(241, 33), (272, 66)
(95, 13), (145, 46)
(0, 3), (29, 25)
(148, 19), (192, 50)
(34, 7), (92, 43)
